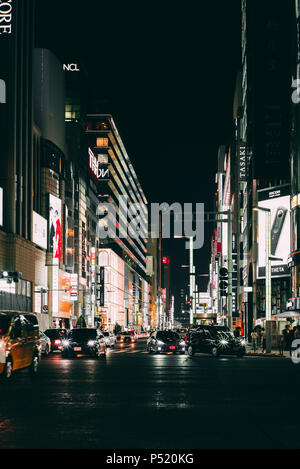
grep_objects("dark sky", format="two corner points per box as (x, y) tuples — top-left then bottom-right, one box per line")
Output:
(35, 0), (241, 314)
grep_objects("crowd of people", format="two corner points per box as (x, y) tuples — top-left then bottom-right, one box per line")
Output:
(250, 323), (300, 355)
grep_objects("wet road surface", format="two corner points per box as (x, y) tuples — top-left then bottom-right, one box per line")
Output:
(0, 340), (299, 449)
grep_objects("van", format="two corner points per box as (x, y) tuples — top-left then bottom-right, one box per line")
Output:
(0, 312), (41, 380)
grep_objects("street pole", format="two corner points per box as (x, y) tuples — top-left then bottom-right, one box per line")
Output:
(189, 237), (194, 327)
(227, 210), (233, 330)
(265, 209), (272, 353)
(254, 206), (272, 352)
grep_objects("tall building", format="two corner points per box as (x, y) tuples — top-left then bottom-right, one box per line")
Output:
(86, 114), (150, 331)
(0, 0), (45, 323)
(289, 0), (300, 310)
(233, 0), (294, 336)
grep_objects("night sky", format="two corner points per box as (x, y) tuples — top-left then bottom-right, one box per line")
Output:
(35, 0), (241, 315)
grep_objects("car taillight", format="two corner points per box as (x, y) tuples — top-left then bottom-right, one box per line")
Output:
(121, 338), (124, 342)
(131, 338), (135, 342)
(55, 339), (61, 345)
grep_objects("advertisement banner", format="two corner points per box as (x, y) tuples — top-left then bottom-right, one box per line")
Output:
(257, 186), (290, 278)
(70, 274), (78, 301)
(49, 194), (62, 262)
(58, 270), (71, 317)
(32, 211), (47, 250)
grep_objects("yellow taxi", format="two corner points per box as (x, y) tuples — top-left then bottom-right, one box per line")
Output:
(0, 312), (41, 380)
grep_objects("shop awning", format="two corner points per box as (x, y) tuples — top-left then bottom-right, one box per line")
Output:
(272, 311), (300, 318)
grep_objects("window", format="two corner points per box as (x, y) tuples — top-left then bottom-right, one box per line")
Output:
(65, 100), (80, 120)
(98, 154), (109, 164)
(96, 138), (109, 147)
(10, 316), (22, 339)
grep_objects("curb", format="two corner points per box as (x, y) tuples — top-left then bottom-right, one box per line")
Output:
(245, 352), (286, 357)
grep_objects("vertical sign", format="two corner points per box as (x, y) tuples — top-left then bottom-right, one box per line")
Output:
(97, 266), (105, 307)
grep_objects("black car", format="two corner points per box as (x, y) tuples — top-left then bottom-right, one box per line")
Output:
(147, 330), (186, 354)
(61, 328), (106, 358)
(44, 328), (67, 351)
(186, 326), (246, 357)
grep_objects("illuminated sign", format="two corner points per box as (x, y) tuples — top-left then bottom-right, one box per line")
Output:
(49, 194), (62, 262)
(98, 165), (110, 180)
(70, 274), (78, 301)
(257, 186), (290, 278)
(239, 144), (246, 181)
(32, 211), (47, 250)
(88, 147), (98, 184)
(0, 79), (5, 103)
(63, 63), (80, 72)
(0, 0), (13, 35)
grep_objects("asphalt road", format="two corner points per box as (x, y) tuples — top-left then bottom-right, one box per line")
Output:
(0, 340), (299, 449)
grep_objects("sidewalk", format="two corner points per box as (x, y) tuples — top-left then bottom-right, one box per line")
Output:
(245, 343), (287, 357)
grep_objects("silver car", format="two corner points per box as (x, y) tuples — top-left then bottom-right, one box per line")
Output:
(102, 331), (116, 347)
(40, 331), (51, 355)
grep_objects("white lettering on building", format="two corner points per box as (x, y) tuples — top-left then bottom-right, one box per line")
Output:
(63, 64), (80, 72)
(0, 0), (12, 34)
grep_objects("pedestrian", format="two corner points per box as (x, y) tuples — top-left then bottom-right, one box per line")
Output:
(261, 328), (266, 353)
(295, 325), (300, 339)
(282, 324), (293, 356)
(251, 330), (258, 352)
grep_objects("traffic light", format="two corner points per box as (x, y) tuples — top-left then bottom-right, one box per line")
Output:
(219, 267), (228, 296)
(0, 271), (22, 282)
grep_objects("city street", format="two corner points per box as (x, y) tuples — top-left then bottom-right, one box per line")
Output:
(0, 340), (299, 449)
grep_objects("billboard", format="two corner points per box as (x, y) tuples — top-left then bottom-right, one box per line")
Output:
(257, 186), (290, 278)
(32, 211), (47, 250)
(49, 194), (62, 262)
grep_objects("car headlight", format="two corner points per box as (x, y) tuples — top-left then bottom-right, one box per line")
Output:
(240, 339), (246, 346)
(220, 339), (228, 346)
(62, 340), (70, 347)
(157, 340), (164, 346)
(88, 340), (96, 346)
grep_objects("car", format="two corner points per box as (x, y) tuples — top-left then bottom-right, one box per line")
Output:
(186, 325), (246, 357)
(61, 328), (106, 358)
(0, 312), (41, 380)
(40, 331), (51, 355)
(102, 331), (116, 347)
(44, 328), (67, 351)
(147, 330), (186, 354)
(118, 331), (135, 343)
(127, 330), (138, 342)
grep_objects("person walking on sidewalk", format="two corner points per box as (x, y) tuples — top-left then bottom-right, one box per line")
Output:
(282, 324), (293, 356)
(251, 330), (258, 352)
(261, 328), (266, 353)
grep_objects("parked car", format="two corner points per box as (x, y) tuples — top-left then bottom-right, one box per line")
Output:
(147, 330), (186, 354)
(0, 312), (41, 380)
(40, 331), (51, 355)
(61, 328), (106, 358)
(102, 331), (116, 347)
(186, 326), (246, 357)
(44, 328), (67, 351)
